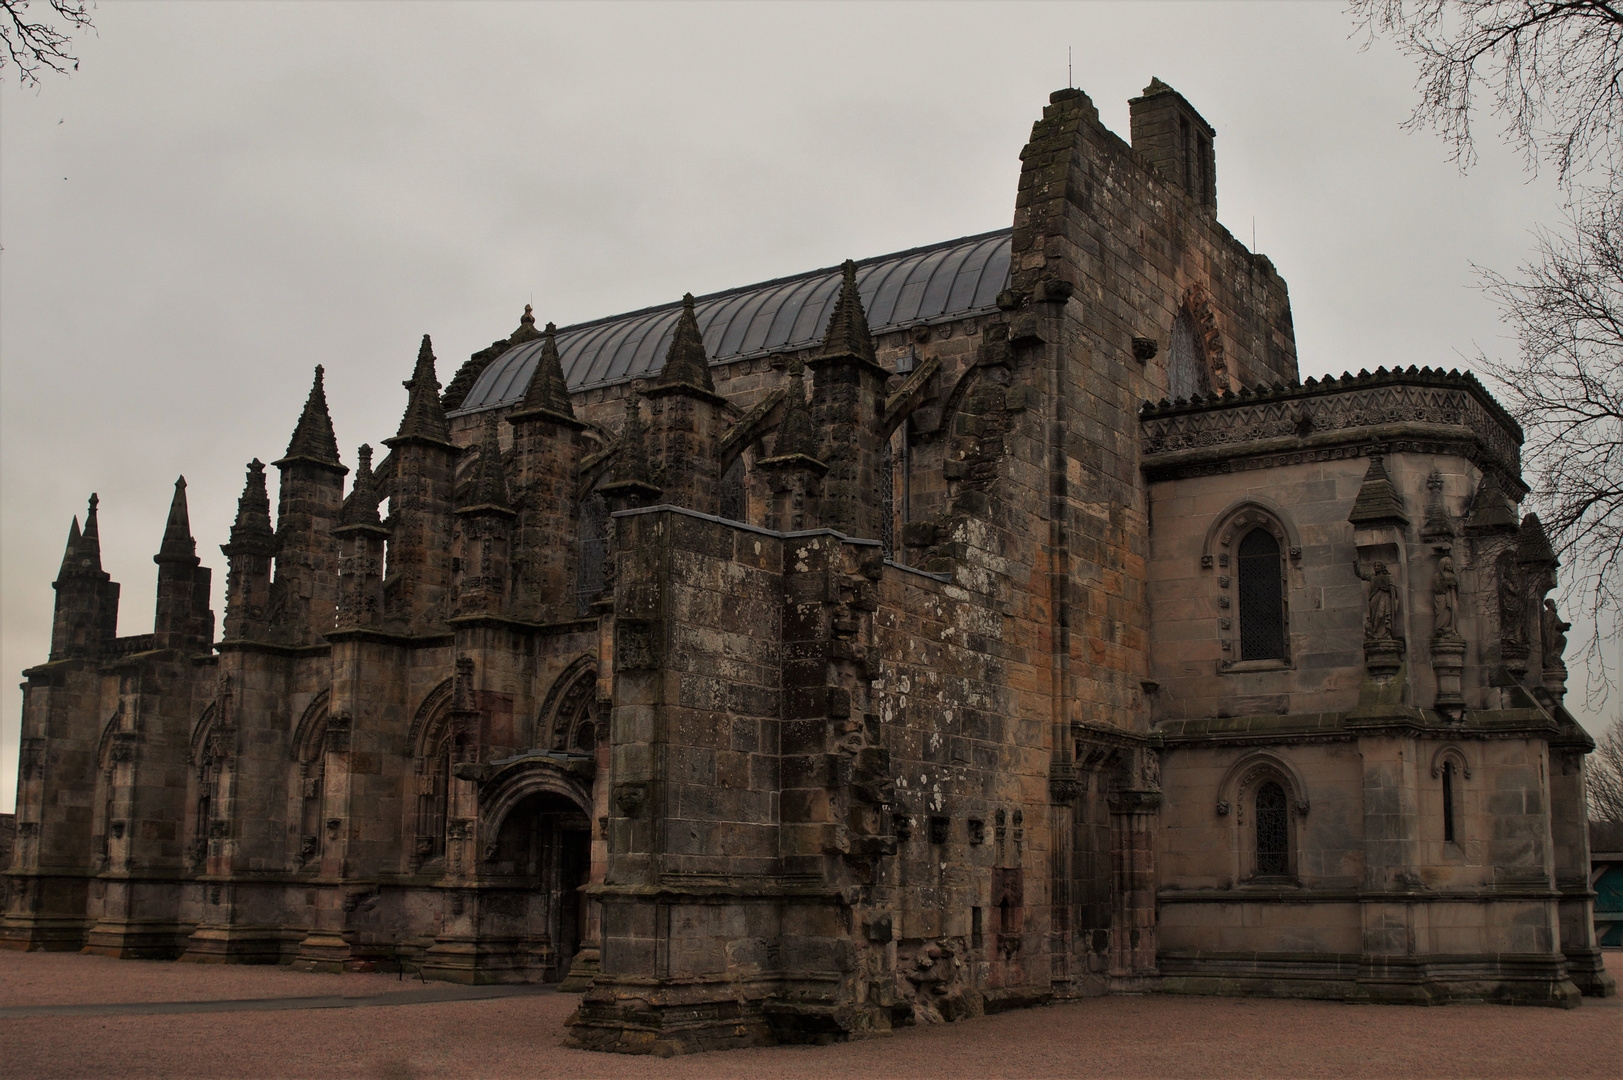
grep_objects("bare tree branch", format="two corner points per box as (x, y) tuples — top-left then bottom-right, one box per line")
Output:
(1588, 720), (1623, 824)
(1352, 0), (1623, 190)
(1477, 192), (1623, 688)
(2, 0), (93, 87)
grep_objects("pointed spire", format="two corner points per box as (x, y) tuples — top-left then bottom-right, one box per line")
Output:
(279, 365), (344, 470)
(392, 334), (452, 446)
(224, 460), (276, 554)
(338, 445), (385, 530)
(773, 362), (818, 459)
(1347, 453), (1407, 527)
(817, 260), (878, 367)
(511, 321), (576, 422)
(55, 516), (82, 579)
(156, 477), (197, 562)
(461, 419), (512, 512)
(612, 393), (654, 485)
(79, 493), (103, 572)
(655, 294), (715, 393)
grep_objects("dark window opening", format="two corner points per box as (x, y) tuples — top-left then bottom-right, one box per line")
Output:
(929, 815), (950, 845)
(880, 441), (895, 556)
(719, 457), (745, 522)
(1442, 761), (1456, 843)
(1237, 528), (1286, 660)
(1167, 309), (1210, 401)
(972, 906), (984, 949)
(575, 493), (609, 613)
(1255, 781), (1288, 876)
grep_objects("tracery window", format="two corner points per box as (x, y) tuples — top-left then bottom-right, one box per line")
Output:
(1236, 528), (1286, 661)
(414, 729), (453, 866)
(1255, 781), (1288, 876)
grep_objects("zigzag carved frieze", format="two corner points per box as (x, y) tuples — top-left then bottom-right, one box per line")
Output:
(1140, 384), (1520, 474)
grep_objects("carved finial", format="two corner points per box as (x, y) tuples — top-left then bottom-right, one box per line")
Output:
(156, 476), (197, 562)
(224, 461), (276, 555)
(391, 335), (452, 445)
(512, 319), (575, 421)
(817, 260), (877, 367)
(461, 418), (512, 511)
(280, 365), (344, 469)
(655, 293), (714, 392)
(338, 444), (384, 529)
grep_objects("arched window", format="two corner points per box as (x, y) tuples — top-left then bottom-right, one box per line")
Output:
(1237, 528), (1286, 660)
(1255, 781), (1288, 876)
(880, 441), (894, 556)
(1442, 760), (1457, 843)
(414, 723), (457, 868)
(1167, 308), (1210, 401)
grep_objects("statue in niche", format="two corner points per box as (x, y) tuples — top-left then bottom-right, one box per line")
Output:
(1355, 559), (1401, 642)
(1542, 599), (1570, 668)
(1497, 553), (1529, 647)
(1432, 556), (1459, 639)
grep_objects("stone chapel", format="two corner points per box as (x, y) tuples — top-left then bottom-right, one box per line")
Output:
(4, 82), (1614, 1054)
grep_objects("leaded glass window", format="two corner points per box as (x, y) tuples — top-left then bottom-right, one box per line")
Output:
(1237, 528), (1285, 661)
(1255, 781), (1288, 876)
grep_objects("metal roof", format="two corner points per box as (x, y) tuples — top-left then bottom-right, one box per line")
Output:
(452, 229), (1012, 414)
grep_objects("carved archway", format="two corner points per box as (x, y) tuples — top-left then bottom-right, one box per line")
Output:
(536, 656), (599, 752)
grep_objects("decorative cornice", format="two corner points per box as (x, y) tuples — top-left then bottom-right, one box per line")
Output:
(1141, 368), (1524, 484)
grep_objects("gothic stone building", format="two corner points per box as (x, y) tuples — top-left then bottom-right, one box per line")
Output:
(5, 83), (1615, 1053)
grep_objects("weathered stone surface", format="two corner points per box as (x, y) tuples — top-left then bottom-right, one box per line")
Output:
(5, 84), (1609, 1055)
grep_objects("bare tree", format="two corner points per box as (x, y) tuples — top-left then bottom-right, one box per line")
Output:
(1356, 3), (1623, 686)
(1352, 0), (1623, 190)
(1589, 720), (1623, 827)
(2, 0), (93, 87)
(1476, 198), (1623, 665)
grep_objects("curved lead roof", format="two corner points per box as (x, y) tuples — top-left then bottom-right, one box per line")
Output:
(452, 228), (1012, 414)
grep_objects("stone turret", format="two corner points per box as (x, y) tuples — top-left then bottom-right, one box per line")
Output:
(271, 366), (347, 643)
(1129, 77), (1216, 212)
(643, 294), (728, 514)
(49, 494), (120, 660)
(221, 461), (276, 641)
(809, 261), (887, 538)
(333, 444), (388, 630)
(453, 419), (516, 616)
(152, 477), (215, 652)
(382, 335), (458, 630)
(507, 320), (586, 620)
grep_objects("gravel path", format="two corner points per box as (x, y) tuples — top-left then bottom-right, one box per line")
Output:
(2, 950), (1617, 1079)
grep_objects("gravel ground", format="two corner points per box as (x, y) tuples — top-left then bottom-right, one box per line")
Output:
(1, 950), (1617, 1080)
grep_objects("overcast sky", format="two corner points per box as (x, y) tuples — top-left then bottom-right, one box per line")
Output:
(1, 1), (1615, 811)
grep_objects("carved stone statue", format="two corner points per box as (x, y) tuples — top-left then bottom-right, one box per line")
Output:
(1432, 556), (1459, 638)
(1497, 552), (1528, 647)
(1542, 599), (1570, 668)
(1356, 559), (1401, 642)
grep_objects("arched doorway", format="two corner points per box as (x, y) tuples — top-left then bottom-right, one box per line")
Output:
(485, 790), (592, 980)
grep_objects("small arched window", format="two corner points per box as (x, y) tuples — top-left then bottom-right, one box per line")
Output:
(1237, 528), (1286, 661)
(1442, 760), (1457, 843)
(575, 492), (609, 613)
(1167, 308), (1210, 401)
(1255, 781), (1288, 876)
